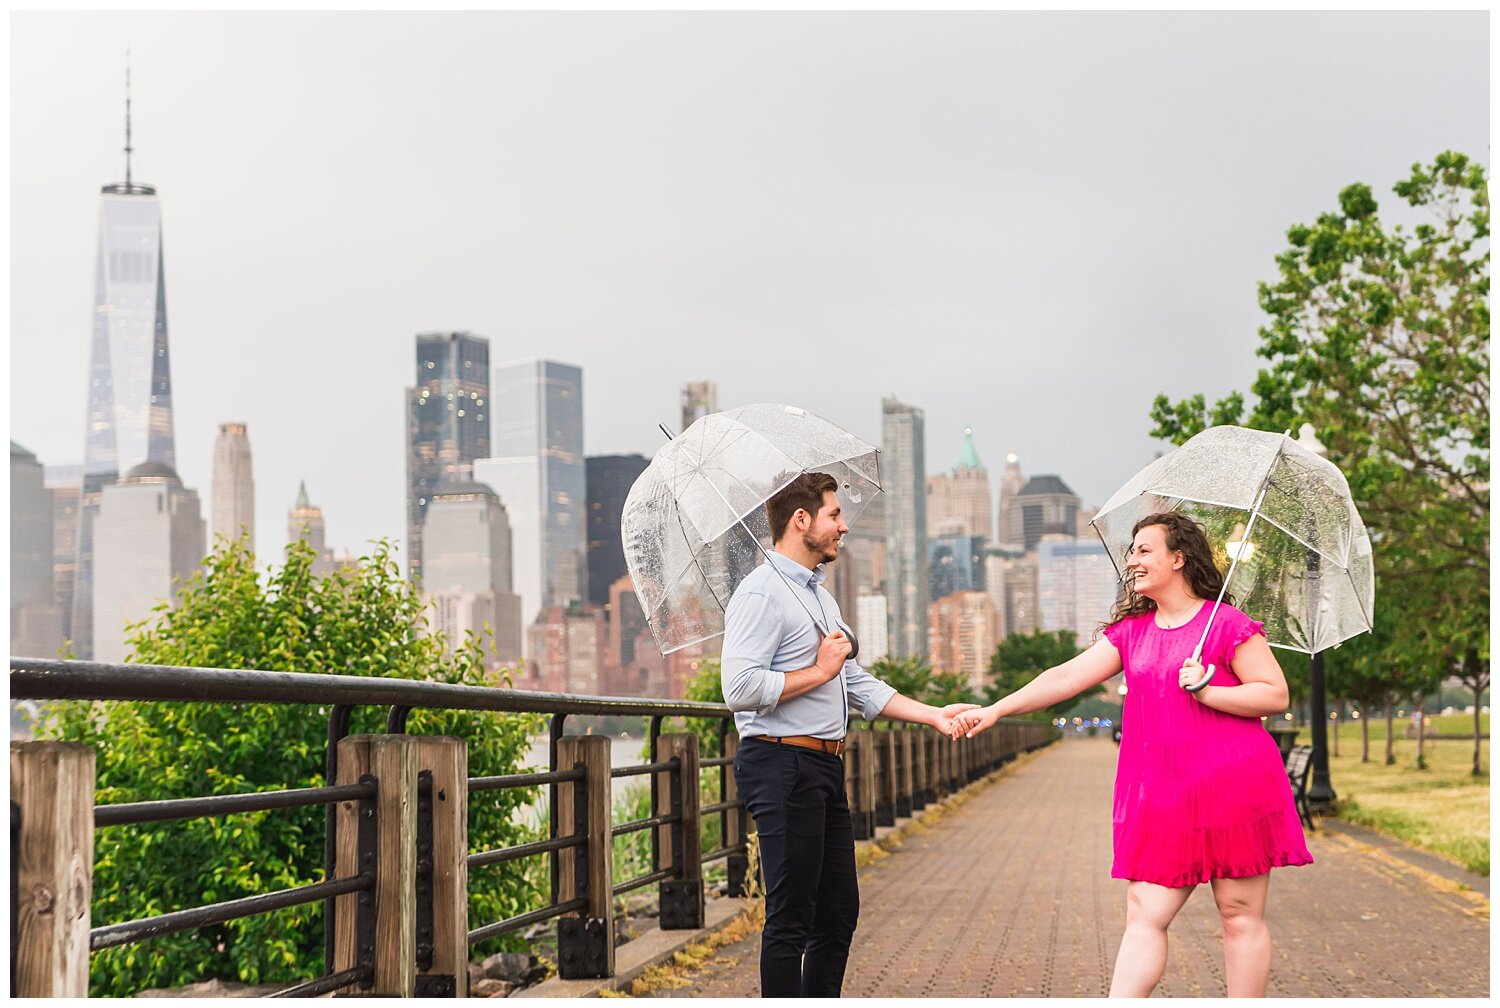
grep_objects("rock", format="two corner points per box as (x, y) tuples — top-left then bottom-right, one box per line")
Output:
(481, 951), (534, 983)
(473, 978), (516, 998)
(135, 978), (283, 998)
(468, 962), (487, 990)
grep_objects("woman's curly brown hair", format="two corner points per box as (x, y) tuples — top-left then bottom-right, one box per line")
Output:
(1105, 511), (1233, 629)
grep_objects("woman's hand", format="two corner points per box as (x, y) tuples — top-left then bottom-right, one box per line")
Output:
(954, 704), (1001, 739)
(1178, 656), (1211, 693)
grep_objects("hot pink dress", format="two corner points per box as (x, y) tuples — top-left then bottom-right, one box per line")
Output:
(1103, 602), (1312, 887)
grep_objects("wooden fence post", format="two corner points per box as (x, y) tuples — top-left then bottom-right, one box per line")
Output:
(910, 729), (928, 811)
(557, 735), (613, 979)
(874, 730), (895, 827)
(895, 730), (914, 818)
(333, 734), (417, 996)
(857, 729), (878, 832)
(11, 741), (95, 997)
(656, 734), (703, 929)
(721, 734), (751, 897)
(414, 736), (467, 996)
(844, 734), (870, 840)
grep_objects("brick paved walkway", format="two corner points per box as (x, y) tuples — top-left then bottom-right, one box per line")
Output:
(653, 738), (1489, 998)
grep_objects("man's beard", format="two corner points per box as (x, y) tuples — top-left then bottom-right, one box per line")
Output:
(803, 532), (840, 564)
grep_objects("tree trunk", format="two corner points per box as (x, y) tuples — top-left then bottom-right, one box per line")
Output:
(1385, 700), (1395, 766)
(1474, 684), (1484, 778)
(1416, 701), (1427, 771)
(1361, 711), (1370, 763)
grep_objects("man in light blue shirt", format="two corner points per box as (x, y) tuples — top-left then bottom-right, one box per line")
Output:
(723, 471), (977, 997)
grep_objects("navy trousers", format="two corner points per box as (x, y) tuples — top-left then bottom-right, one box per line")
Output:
(733, 737), (859, 997)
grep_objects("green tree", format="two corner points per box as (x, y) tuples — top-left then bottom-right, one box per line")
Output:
(984, 630), (1087, 719)
(862, 656), (980, 714)
(1149, 151), (1488, 775)
(41, 538), (545, 995)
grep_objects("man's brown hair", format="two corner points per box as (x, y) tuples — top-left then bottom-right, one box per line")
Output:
(766, 471), (838, 543)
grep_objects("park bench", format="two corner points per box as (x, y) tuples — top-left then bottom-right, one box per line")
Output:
(1284, 744), (1315, 831)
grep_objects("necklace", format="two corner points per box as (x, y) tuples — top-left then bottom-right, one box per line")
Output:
(1156, 602), (1199, 629)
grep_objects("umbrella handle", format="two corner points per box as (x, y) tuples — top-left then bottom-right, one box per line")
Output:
(1184, 664), (1215, 693)
(1183, 644), (1215, 693)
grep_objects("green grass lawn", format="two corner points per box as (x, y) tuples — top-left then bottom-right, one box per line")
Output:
(1298, 719), (1490, 876)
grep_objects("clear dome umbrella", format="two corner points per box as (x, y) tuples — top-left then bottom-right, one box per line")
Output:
(1090, 425), (1375, 690)
(622, 403), (882, 656)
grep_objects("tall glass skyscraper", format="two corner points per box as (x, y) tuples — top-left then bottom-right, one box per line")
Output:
(406, 332), (490, 582)
(882, 396), (929, 660)
(484, 358), (585, 630)
(71, 105), (175, 659)
(585, 454), (648, 607)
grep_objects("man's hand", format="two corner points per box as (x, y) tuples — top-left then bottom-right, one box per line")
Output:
(814, 630), (852, 681)
(953, 704), (1001, 739)
(932, 702), (982, 739)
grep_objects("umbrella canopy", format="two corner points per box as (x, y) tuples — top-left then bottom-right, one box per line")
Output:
(1091, 425), (1374, 656)
(622, 403), (882, 656)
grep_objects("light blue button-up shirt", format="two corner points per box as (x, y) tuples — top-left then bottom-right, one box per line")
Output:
(720, 551), (897, 740)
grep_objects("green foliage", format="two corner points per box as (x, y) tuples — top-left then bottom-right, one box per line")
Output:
(41, 538), (545, 995)
(985, 630), (1086, 719)
(863, 656), (980, 716)
(1148, 152), (1488, 742)
(680, 657), (728, 758)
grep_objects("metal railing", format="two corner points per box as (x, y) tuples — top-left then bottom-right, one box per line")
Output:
(11, 656), (1056, 997)
(10, 657), (745, 996)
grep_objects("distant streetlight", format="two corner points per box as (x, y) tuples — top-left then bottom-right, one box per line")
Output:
(1298, 423), (1337, 809)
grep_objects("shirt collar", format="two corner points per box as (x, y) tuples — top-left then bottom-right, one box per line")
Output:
(768, 550), (827, 588)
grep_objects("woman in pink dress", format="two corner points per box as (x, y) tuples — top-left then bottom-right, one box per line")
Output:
(956, 511), (1311, 997)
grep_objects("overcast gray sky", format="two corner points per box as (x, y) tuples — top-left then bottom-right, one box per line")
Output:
(10, 12), (1489, 562)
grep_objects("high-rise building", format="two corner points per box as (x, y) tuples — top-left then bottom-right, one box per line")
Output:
(72, 89), (176, 659)
(288, 480), (336, 574)
(881, 396), (928, 659)
(843, 486), (886, 593)
(481, 358), (586, 638)
(928, 533), (987, 602)
(680, 381), (718, 434)
(856, 591), (890, 663)
(211, 422), (255, 554)
(995, 453), (1026, 549)
(926, 426), (994, 540)
(606, 574), (668, 697)
(12, 443), (62, 658)
(1001, 551), (1039, 638)
(1038, 535), (1121, 643)
(523, 602), (606, 695)
(585, 454), (648, 607)
(928, 591), (999, 696)
(45, 465), (82, 644)
(92, 462), (205, 664)
(406, 332), (490, 583)
(420, 481), (523, 664)
(1011, 475), (1081, 552)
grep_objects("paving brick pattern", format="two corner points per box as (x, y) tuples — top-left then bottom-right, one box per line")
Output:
(653, 738), (1488, 998)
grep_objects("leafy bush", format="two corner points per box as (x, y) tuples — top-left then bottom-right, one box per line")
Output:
(42, 538), (545, 995)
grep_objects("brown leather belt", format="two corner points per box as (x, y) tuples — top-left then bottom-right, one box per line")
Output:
(751, 734), (846, 757)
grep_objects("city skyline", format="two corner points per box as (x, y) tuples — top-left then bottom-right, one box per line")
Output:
(9, 13), (1488, 569)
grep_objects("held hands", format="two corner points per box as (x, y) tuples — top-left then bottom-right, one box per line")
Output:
(931, 702), (982, 739)
(952, 704), (1001, 739)
(815, 630), (853, 681)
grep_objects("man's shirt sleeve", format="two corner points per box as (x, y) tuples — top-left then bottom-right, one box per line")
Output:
(721, 589), (786, 715)
(843, 659), (898, 721)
